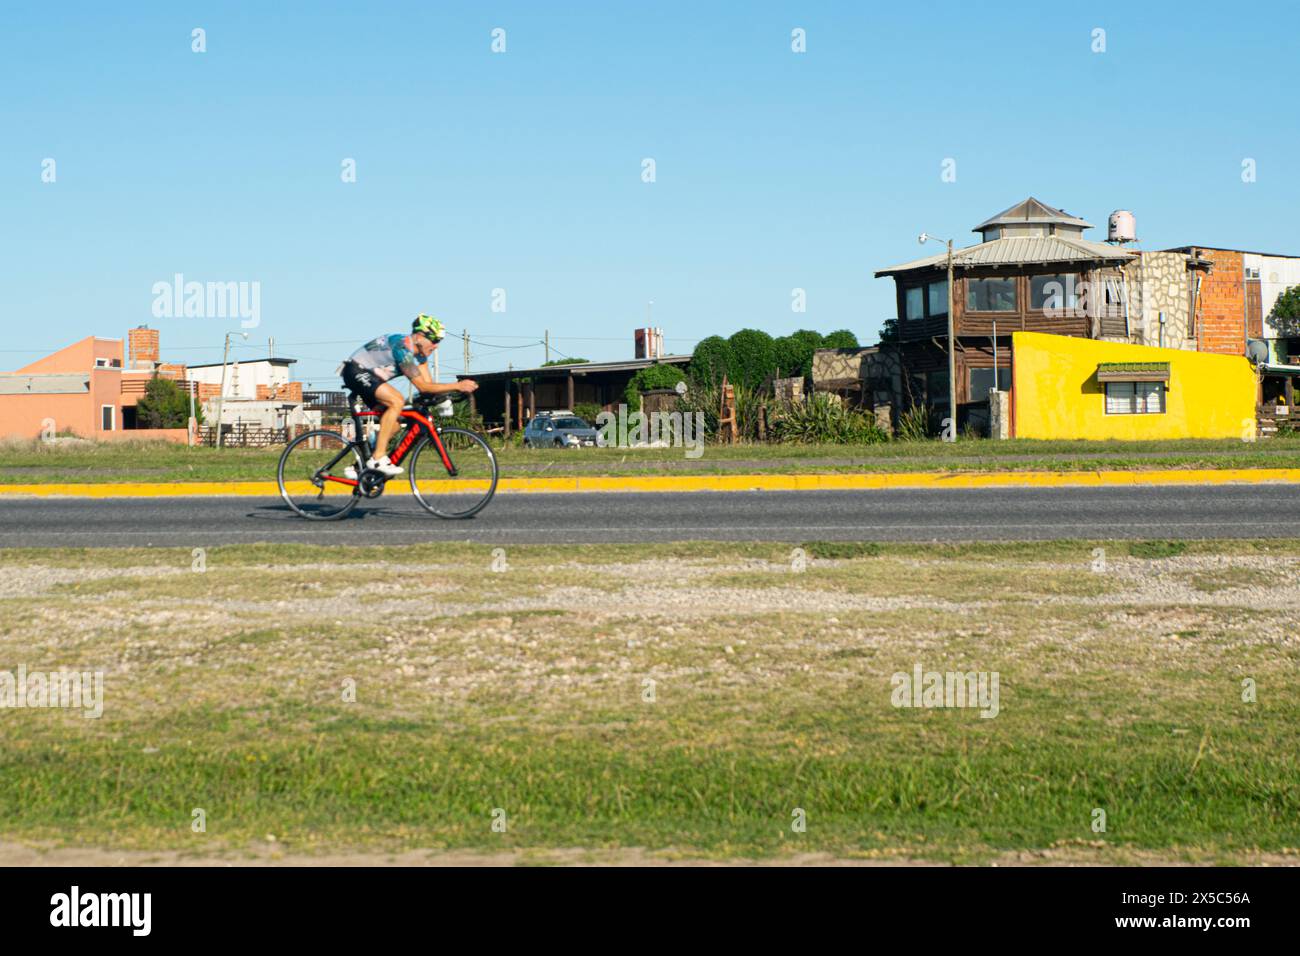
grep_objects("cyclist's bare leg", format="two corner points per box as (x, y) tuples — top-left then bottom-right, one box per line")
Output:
(370, 382), (405, 462)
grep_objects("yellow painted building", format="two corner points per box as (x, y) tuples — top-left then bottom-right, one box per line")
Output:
(1011, 332), (1256, 440)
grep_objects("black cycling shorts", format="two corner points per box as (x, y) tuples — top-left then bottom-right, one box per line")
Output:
(341, 362), (385, 409)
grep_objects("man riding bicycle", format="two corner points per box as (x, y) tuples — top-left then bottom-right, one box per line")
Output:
(340, 314), (478, 477)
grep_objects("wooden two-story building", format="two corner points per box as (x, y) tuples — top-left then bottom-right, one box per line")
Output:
(872, 198), (1209, 432)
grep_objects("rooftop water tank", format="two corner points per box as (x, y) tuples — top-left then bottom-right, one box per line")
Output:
(1108, 210), (1137, 244)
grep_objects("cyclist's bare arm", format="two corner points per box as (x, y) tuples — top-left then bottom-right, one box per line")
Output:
(406, 362), (478, 395)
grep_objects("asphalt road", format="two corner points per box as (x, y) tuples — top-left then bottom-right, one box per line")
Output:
(1, 484), (1298, 547)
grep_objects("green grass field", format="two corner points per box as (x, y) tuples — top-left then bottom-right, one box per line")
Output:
(2, 539), (1297, 864)
(3, 435), (1300, 484)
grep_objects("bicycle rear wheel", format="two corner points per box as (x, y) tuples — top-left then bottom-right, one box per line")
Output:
(409, 428), (499, 518)
(278, 429), (362, 520)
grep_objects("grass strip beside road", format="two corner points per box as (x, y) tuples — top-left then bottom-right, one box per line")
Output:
(2, 539), (1297, 863)
(3, 436), (1300, 485)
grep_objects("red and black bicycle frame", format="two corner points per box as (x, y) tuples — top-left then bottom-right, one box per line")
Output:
(322, 406), (456, 489)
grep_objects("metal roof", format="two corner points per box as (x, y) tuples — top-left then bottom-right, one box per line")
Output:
(973, 197), (1093, 232)
(187, 357), (296, 369)
(1164, 245), (1300, 261)
(875, 235), (1136, 277)
(0, 373), (91, 395)
(458, 355), (691, 381)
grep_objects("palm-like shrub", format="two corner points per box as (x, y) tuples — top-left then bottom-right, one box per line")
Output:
(769, 393), (888, 444)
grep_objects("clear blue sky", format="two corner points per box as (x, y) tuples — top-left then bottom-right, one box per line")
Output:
(3, 1), (1297, 387)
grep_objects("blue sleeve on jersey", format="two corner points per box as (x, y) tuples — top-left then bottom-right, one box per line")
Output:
(389, 333), (426, 377)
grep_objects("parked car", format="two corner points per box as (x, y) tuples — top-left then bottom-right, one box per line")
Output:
(522, 410), (599, 448)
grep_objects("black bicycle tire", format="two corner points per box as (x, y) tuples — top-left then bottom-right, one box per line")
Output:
(408, 428), (499, 519)
(278, 429), (362, 521)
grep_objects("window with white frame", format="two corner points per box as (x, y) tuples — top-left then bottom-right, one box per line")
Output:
(101, 405), (116, 430)
(1104, 382), (1164, 415)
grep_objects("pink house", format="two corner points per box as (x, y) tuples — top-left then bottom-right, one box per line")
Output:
(0, 331), (190, 442)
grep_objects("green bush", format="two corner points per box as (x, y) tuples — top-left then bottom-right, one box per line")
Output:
(136, 375), (200, 428)
(689, 336), (733, 386)
(675, 379), (719, 437)
(573, 402), (603, 425)
(896, 404), (935, 442)
(726, 329), (777, 389)
(769, 393), (888, 445)
(772, 329), (825, 380)
(623, 364), (687, 409)
(821, 329), (860, 350)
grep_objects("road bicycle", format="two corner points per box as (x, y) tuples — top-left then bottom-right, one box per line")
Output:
(277, 390), (498, 520)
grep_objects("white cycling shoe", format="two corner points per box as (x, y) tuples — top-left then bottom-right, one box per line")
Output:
(367, 456), (403, 478)
(344, 457), (402, 480)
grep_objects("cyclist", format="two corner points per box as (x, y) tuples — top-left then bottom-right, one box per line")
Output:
(340, 314), (478, 477)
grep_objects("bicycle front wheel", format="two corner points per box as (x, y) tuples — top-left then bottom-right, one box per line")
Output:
(278, 429), (362, 520)
(409, 428), (499, 518)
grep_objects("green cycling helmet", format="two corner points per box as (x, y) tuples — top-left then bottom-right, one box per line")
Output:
(413, 314), (446, 341)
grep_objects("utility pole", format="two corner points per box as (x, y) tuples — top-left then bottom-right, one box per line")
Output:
(188, 378), (196, 448)
(544, 329), (550, 364)
(945, 238), (956, 441)
(215, 331), (247, 450)
(463, 329), (470, 374)
(216, 335), (232, 450)
(918, 233), (958, 441)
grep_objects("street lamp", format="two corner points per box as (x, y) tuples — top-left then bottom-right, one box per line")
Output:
(215, 331), (249, 450)
(919, 232), (957, 441)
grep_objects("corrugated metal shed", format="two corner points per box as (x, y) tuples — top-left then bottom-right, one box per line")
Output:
(0, 374), (91, 395)
(875, 235), (1135, 277)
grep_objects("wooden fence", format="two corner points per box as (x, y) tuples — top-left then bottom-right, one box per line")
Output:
(197, 424), (289, 448)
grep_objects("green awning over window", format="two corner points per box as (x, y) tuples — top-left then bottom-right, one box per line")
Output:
(1096, 362), (1170, 383)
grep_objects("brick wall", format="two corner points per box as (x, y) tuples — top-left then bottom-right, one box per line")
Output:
(1196, 249), (1246, 355)
(158, 363), (188, 380)
(128, 326), (160, 366)
(197, 383), (222, 402)
(257, 382), (303, 402)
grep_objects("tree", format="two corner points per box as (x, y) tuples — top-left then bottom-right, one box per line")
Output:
(726, 329), (777, 389)
(689, 335), (733, 386)
(1269, 285), (1300, 339)
(541, 358), (589, 366)
(822, 329), (860, 350)
(1274, 285), (1300, 319)
(773, 329), (825, 380)
(135, 375), (200, 428)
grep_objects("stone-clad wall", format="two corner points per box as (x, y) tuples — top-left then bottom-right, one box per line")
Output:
(1122, 252), (1195, 349)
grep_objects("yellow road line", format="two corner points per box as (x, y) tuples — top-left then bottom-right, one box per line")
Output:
(1, 468), (1299, 498)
